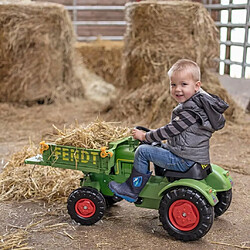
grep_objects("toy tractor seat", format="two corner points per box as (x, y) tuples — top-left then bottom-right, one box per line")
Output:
(155, 163), (212, 181)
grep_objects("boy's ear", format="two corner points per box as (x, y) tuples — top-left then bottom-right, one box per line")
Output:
(195, 81), (201, 91)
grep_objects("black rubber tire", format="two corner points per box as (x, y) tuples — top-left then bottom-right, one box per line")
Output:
(214, 189), (232, 218)
(67, 187), (106, 225)
(159, 187), (214, 241)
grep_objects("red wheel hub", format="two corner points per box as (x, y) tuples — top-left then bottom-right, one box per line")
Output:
(169, 199), (200, 231)
(75, 199), (96, 218)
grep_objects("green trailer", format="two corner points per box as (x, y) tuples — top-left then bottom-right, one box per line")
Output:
(25, 137), (233, 241)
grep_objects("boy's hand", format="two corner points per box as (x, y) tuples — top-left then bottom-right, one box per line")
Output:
(132, 128), (146, 141)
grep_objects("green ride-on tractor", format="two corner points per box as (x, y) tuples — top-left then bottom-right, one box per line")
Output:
(25, 128), (233, 241)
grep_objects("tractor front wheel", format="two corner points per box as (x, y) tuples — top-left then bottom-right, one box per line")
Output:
(159, 187), (214, 241)
(67, 187), (106, 225)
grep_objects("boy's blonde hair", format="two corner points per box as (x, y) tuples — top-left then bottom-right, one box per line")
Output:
(168, 59), (201, 82)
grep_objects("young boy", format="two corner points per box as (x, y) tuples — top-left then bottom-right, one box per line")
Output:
(109, 59), (229, 202)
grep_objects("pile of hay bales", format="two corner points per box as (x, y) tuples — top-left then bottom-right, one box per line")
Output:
(110, 1), (240, 126)
(76, 40), (124, 87)
(0, 2), (84, 104)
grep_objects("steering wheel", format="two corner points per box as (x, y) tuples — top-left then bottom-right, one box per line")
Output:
(135, 126), (162, 147)
(133, 126), (150, 145)
(134, 126), (150, 132)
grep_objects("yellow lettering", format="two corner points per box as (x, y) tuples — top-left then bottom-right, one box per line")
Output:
(62, 148), (69, 161)
(71, 149), (79, 162)
(201, 164), (208, 169)
(54, 147), (61, 159)
(70, 149), (74, 161)
(91, 152), (98, 165)
(81, 150), (90, 163)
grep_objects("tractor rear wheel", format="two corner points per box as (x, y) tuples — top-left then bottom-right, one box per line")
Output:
(67, 187), (106, 225)
(159, 187), (214, 241)
(214, 189), (232, 218)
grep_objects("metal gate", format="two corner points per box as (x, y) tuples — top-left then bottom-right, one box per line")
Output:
(203, 0), (250, 78)
(64, 0), (250, 78)
(65, 1), (127, 41)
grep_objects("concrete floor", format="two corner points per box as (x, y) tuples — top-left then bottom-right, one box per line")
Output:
(218, 74), (250, 112)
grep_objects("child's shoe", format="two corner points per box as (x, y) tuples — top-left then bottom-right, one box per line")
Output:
(109, 168), (151, 202)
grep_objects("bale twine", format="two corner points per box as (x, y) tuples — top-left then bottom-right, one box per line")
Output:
(111, 1), (241, 126)
(76, 40), (124, 88)
(0, 2), (84, 104)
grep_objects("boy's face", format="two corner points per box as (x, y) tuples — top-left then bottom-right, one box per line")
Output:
(170, 70), (201, 103)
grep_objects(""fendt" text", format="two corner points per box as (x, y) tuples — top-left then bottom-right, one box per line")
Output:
(54, 147), (99, 165)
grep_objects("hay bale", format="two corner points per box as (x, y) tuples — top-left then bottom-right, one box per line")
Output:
(110, 1), (241, 126)
(0, 2), (84, 104)
(76, 40), (124, 87)
(122, 1), (219, 89)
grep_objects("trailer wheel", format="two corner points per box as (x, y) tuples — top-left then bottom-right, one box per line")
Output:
(159, 187), (214, 241)
(214, 189), (232, 218)
(67, 187), (106, 225)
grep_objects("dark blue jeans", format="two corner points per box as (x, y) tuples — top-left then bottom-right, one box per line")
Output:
(133, 144), (194, 174)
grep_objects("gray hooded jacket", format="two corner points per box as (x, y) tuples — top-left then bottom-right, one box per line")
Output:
(165, 89), (229, 164)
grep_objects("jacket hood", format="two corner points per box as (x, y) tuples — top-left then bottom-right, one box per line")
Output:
(191, 89), (229, 130)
